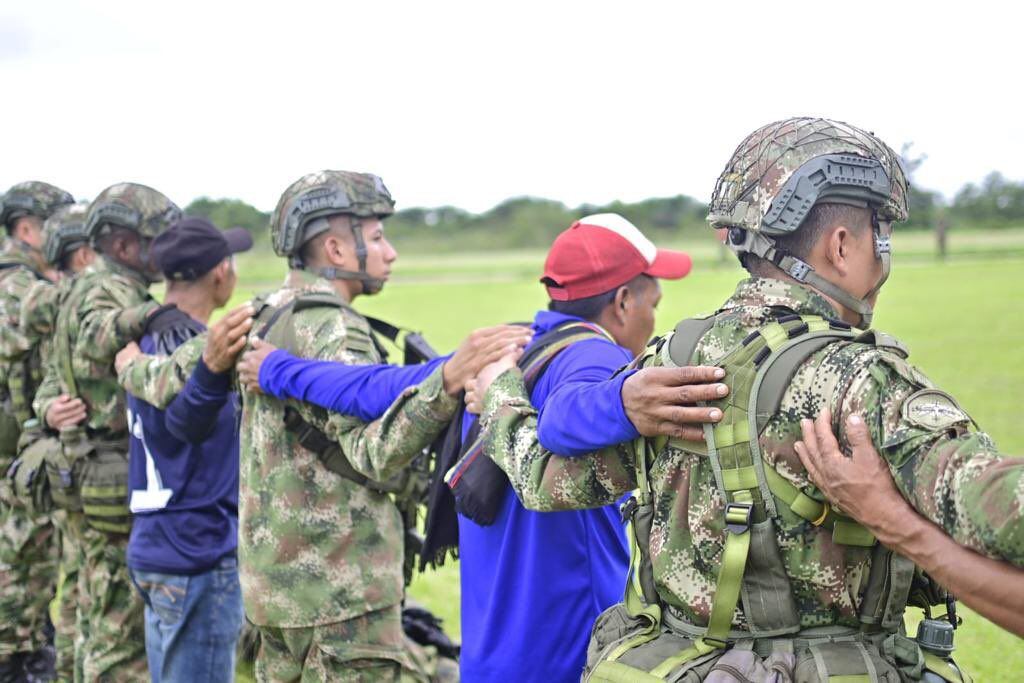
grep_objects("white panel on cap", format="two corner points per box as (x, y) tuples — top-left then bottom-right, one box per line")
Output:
(578, 213), (656, 264)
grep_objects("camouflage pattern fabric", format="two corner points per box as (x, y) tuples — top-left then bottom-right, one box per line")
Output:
(79, 526), (146, 681)
(255, 604), (409, 683)
(51, 509), (84, 683)
(0, 181), (75, 230)
(706, 117), (909, 232)
(0, 496), (57, 663)
(41, 202), (89, 269)
(30, 255), (156, 681)
(0, 242), (58, 667)
(479, 277), (1024, 635)
(33, 256), (157, 435)
(120, 272), (460, 675)
(270, 169), (395, 261)
(84, 182), (181, 242)
(22, 278), (82, 681)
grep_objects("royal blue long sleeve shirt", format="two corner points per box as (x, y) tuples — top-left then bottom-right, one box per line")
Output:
(126, 321), (240, 575)
(256, 310), (637, 682)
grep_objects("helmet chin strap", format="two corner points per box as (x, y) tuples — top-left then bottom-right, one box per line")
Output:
(740, 228), (890, 329)
(307, 217), (384, 294)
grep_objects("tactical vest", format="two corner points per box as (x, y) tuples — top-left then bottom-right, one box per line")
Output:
(46, 274), (144, 534)
(0, 258), (47, 457)
(587, 313), (970, 683)
(253, 290), (439, 584)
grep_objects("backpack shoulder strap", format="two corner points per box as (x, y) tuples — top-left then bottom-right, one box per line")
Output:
(666, 314), (717, 367)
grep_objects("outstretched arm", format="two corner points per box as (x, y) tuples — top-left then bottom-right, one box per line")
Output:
(796, 410), (1024, 638)
(473, 368), (639, 511)
(243, 340), (446, 421)
(832, 353), (1024, 566)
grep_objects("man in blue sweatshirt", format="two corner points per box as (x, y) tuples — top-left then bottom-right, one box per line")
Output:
(118, 217), (253, 683)
(235, 214), (728, 682)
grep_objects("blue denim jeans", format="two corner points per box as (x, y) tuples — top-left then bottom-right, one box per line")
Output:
(130, 555), (244, 683)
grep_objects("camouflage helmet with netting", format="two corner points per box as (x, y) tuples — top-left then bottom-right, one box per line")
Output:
(707, 117), (909, 235)
(270, 170), (395, 262)
(0, 181), (75, 230)
(43, 202), (90, 266)
(85, 182), (181, 244)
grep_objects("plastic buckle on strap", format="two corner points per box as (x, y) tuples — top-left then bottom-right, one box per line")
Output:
(620, 496), (639, 523)
(701, 635), (729, 650)
(812, 502), (830, 526)
(725, 502), (753, 534)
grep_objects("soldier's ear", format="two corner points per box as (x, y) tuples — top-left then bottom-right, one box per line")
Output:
(823, 225), (851, 277)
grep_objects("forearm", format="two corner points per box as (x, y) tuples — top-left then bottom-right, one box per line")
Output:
(78, 301), (158, 362)
(871, 497), (1024, 637)
(165, 357), (232, 443)
(323, 365), (459, 482)
(260, 350), (446, 421)
(33, 364), (61, 427)
(898, 433), (1024, 567)
(481, 369), (636, 511)
(120, 341), (204, 412)
(536, 370), (638, 456)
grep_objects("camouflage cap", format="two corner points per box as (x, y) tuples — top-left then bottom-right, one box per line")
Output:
(708, 117), (909, 235)
(85, 182), (181, 243)
(42, 202), (90, 266)
(270, 170), (395, 260)
(0, 181), (75, 229)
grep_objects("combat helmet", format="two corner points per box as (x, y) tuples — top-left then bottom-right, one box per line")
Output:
(708, 117), (909, 326)
(85, 182), (181, 245)
(0, 181), (75, 231)
(43, 202), (90, 268)
(271, 170), (395, 293)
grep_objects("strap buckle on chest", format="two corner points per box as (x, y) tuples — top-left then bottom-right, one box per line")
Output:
(725, 501), (753, 534)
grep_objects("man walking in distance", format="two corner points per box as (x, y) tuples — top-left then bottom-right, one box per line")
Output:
(34, 183), (181, 681)
(0, 181), (74, 682)
(118, 170), (528, 681)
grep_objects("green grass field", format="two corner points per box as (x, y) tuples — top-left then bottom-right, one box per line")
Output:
(228, 228), (1024, 680)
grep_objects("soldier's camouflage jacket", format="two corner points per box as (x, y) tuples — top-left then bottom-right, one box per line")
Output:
(33, 256), (157, 438)
(0, 242), (49, 431)
(480, 277), (1024, 631)
(119, 273), (460, 628)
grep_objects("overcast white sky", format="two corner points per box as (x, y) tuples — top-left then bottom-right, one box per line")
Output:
(1, 1), (1021, 214)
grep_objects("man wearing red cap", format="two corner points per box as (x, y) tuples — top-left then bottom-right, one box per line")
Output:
(233, 213), (725, 682)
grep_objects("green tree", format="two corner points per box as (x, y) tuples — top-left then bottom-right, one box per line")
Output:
(185, 197), (271, 242)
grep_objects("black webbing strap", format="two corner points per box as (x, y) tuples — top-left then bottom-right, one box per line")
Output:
(447, 321), (610, 525)
(255, 293), (435, 491)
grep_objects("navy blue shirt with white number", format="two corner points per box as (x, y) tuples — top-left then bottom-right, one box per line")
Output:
(126, 309), (240, 575)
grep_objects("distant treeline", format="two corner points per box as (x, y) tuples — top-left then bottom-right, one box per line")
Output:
(186, 171), (1024, 251)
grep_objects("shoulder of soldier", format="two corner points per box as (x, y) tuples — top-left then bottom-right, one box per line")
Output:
(804, 329), (925, 393)
(23, 278), (58, 308)
(0, 262), (41, 296)
(639, 312), (751, 369)
(21, 279), (59, 328)
(290, 297), (376, 359)
(78, 266), (148, 309)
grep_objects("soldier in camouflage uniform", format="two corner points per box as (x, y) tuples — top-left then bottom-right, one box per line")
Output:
(33, 183), (181, 682)
(0, 181), (74, 682)
(118, 170), (522, 682)
(473, 118), (1022, 681)
(18, 203), (96, 682)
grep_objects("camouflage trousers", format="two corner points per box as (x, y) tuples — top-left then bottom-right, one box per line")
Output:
(255, 604), (454, 683)
(0, 501), (58, 663)
(51, 510), (84, 683)
(77, 526), (147, 682)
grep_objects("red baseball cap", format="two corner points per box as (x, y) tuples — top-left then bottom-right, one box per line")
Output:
(542, 213), (692, 301)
